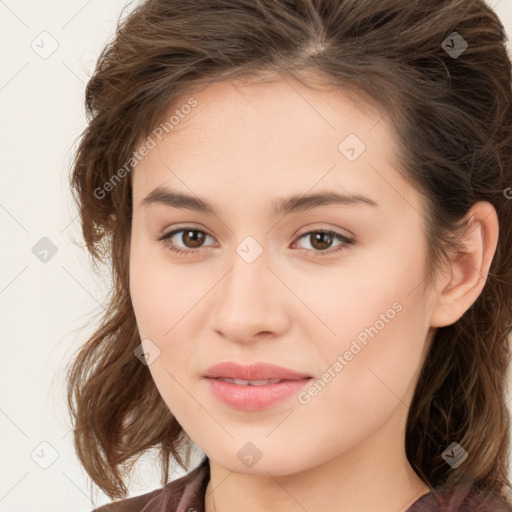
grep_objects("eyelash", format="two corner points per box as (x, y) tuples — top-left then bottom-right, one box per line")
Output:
(157, 227), (354, 258)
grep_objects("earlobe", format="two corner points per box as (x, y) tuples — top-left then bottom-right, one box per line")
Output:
(429, 201), (499, 328)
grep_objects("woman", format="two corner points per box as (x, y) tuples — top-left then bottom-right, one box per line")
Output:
(66, 0), (512, 510)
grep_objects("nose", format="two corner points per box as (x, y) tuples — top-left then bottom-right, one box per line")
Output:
(207, 246), (290, 344)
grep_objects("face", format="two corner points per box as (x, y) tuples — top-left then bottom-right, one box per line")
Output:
(129, 76), (435, 476)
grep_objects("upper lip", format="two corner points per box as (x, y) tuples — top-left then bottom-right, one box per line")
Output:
(203, 362), (312, 381)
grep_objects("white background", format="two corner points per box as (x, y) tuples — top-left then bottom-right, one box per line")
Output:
(0, 1), (511, 511)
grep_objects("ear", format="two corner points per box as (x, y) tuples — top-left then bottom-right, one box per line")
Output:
(429, 201), (499, 328)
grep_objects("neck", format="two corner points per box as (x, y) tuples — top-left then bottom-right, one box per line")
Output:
(204, 406), (431, 512)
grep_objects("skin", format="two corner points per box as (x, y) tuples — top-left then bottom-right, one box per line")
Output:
(128, 75), (499, 512)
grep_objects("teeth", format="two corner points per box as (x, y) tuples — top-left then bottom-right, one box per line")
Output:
(218, 378), (282, 386)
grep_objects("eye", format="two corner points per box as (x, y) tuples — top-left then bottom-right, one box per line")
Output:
(158, 227), (216, 256)
(292, 229), (354, 257)
(158, 227), (354, 257)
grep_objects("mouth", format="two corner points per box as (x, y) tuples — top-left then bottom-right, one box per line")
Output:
(203, 361), (312, 381)
(204, 377), (312, 411)
(203, 362), (313, 411)
(213, 377), (293, 386)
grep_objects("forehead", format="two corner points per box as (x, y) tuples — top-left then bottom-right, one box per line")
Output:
(152, 76), (388, 153)
(131, 76), (420, 219)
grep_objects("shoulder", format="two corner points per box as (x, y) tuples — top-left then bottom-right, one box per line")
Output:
(91, 487), (162, 512)
(90, 457), (210, 512)
(408, 485), (512, 512)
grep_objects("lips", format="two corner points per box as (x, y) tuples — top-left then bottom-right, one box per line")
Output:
(203, 361), (312, 381)
(206, 378), (311, 410)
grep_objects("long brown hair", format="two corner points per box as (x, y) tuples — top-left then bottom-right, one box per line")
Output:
(65, 0), (512, 505)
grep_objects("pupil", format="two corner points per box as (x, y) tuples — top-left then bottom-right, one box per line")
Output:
(313, 232), (331, 250)
(180, 231), (334, 251)
(184, 230), (204, 248)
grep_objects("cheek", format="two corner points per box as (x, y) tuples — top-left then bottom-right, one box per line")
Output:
(315, 300), (424, 402)
(129, 251), (203, 420)
(129, 237), (207, 377)
(291, 289), (428, 466)
(129, 235), (191, 334)
(310, 243), (429, 407)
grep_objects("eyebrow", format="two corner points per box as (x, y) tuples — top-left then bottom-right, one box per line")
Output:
(140, 186), (379, 217)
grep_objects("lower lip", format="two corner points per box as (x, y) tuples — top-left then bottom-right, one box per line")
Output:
(204, 377), (312, 411)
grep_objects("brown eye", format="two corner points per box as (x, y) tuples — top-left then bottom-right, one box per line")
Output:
(294, 230), (354, 257)
(180, 229), (206, 248)
(158, 227), (354, 258)
(308, 232), (334, 251)
(158, 228), (214, 255)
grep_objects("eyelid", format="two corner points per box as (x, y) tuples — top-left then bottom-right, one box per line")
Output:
(158, 222), (217, 241)
(158, 225), (218, 247)
(294, 223), (354, 239)
(159, 222), (352, 241)
(158, 224), (355, 258)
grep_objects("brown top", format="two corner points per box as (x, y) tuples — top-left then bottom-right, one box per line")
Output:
(92, 457), (511, 512)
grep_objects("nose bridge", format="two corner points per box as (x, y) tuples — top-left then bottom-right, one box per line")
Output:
(209, 236), (286, 341)
(220, 237), (269, 315)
